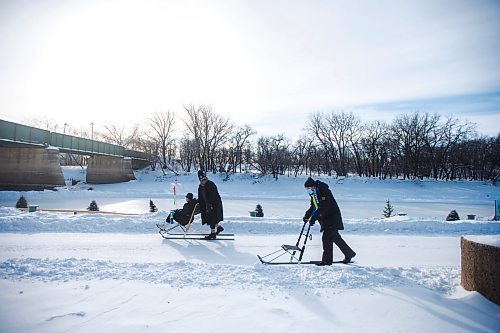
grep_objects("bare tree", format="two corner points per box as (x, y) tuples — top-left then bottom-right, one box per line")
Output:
(183, 105), (233, 173)
(446, 134), (499, 181)
(308, 111), (361, 176)
(229, 125), (256, 173)
(179, 135), (197, 172)
(28, 116), (59, 132)
(424, 116), (475, 179)
(359, 121), (390, 178)
(102, 123), (141, 149)
(136, 137), (159, 170)
(147, 111), (177, 175)
(290, 135), (316, 176)
(390, 112), (440, 179)
(253, 134), (291, 179)
(126, 124), (144, 151)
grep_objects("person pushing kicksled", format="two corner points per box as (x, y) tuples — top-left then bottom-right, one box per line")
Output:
(303, 177), (356, 265)
(197, 170), (224, 240)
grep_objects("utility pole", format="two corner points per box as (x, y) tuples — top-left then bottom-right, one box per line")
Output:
(90, 122), (94, 140)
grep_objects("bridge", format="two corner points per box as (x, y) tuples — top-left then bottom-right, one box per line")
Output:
(0, 119), (151, 190)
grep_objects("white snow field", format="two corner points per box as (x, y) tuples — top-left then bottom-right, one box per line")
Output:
(0, 167), (499, 333)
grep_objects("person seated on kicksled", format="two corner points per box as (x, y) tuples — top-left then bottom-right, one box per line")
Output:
(166, 193), (199, 226)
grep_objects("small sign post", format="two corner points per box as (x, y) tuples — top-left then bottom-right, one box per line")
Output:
(496, 200), (500, 221)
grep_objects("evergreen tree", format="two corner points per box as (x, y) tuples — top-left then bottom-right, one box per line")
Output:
(446, 210), (460, 221)
(383, 199), (394, 218)
(15, 195), (28, 208)
(255, 204), (264, 217)
(87, 200), (99, 211)
(149, 200), (158, 213)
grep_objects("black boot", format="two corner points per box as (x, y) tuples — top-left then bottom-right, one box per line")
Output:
(216, 225), (224, 235)
(342, 252), (356, 264)
(204, 232), (217, 240)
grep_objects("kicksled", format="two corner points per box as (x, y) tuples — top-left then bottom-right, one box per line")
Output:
(257, 220), (352, 265)
(257, 219), (315, 265)
(156, 203), (234, 241)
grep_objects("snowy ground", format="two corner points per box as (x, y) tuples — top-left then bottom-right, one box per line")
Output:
(0, 168), (499, 333)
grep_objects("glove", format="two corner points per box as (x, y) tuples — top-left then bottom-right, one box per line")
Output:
(309, 215), (317, 226)
(302, 216), (308, 223)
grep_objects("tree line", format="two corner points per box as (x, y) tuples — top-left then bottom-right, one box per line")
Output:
(31, 106), (499, 182)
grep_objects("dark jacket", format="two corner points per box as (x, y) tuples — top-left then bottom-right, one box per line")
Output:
(304, 180), (344, 231)
(198, 179), (223, 226)
(173, 198), (198, 226)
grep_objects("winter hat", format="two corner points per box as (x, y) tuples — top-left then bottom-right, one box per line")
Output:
(304, 177), (315, 188)
(186, 193), (194, 200)
(197, 170), (207, 180)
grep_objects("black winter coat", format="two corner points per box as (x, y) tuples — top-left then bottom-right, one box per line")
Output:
(198, 180), (223, 226)
(304, 180), (344, 231)
(173, 198), (198, 226)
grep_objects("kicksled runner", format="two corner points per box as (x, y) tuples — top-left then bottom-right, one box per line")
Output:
(257, 220), (353, 265)
(156, 203), (234, 241)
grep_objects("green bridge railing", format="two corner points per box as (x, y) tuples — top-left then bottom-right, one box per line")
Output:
(0, 119), (149, 160)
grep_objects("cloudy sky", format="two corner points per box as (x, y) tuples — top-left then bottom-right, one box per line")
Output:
(0, 0), (499, 138)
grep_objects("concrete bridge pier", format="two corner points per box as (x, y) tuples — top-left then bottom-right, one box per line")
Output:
(86, 155), (136, 184)
(0, 146), (66, 190)
(132, 159), (150, 170)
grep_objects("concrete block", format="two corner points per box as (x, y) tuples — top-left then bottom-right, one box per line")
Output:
(461, 236), (500, 305)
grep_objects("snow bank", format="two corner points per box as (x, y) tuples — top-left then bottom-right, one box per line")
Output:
(0, 257), (460, 294)
(1, 207), (499, 235)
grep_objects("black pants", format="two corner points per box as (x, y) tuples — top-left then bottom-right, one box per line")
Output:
(321, 228), (356, 264)
(166, 210), (189, 226)
(207, 221), (220, 229)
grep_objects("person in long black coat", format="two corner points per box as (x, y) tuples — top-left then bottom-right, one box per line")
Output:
(166, 193), (198, 226)
(303, 177), (356, 265)
(197, 170), (224, 239)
